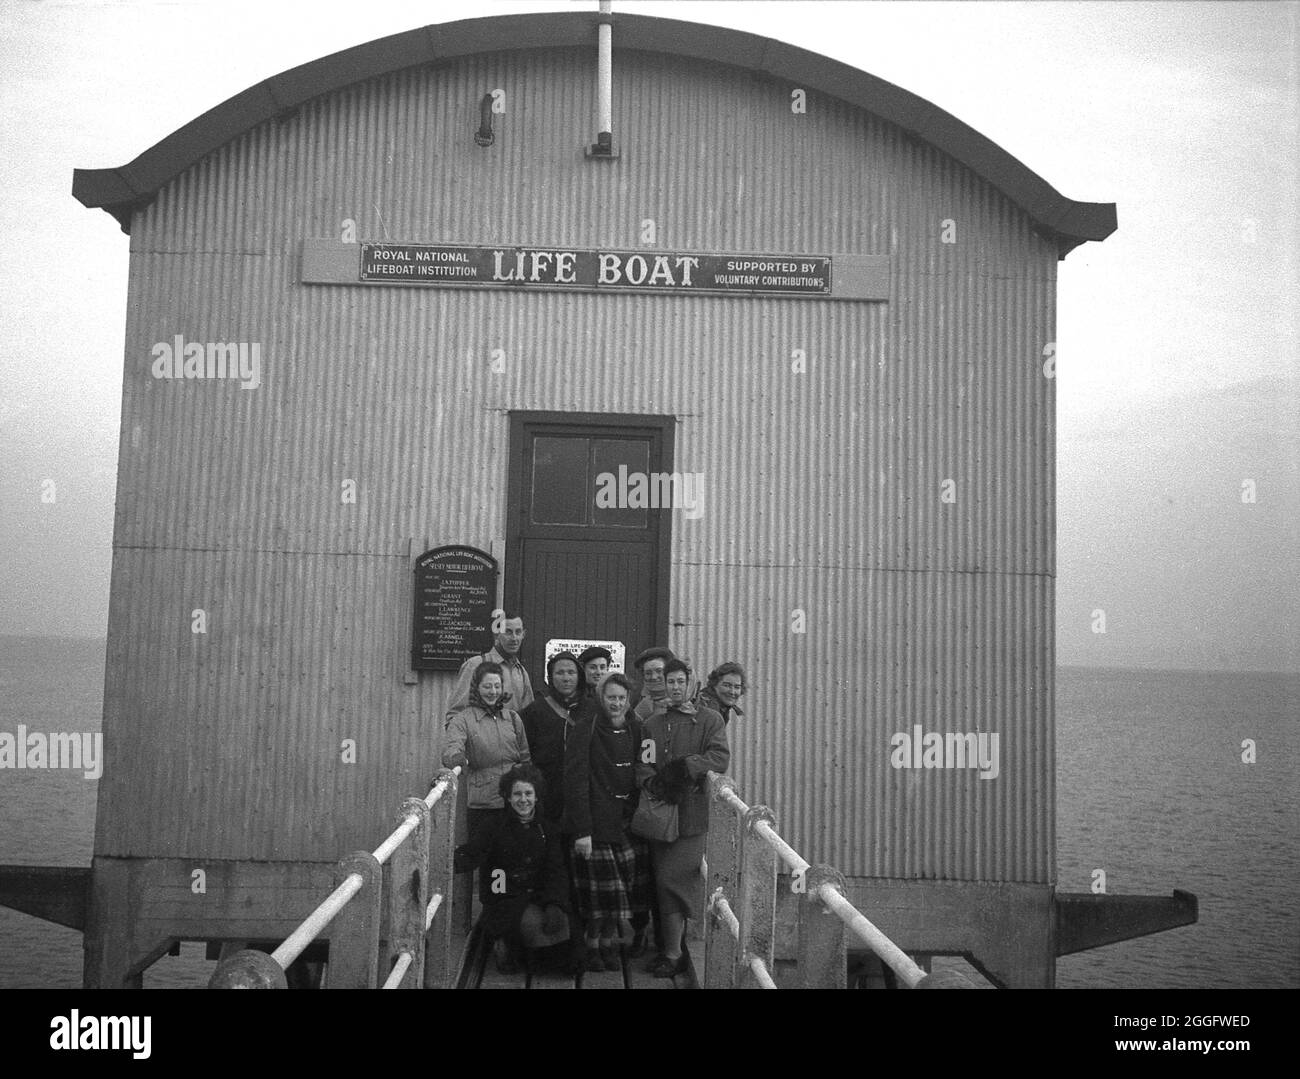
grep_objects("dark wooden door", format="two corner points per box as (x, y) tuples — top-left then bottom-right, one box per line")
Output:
(505, 412), (674, 682)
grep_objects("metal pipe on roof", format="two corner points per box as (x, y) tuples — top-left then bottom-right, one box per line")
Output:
(595, 1), (613, 153)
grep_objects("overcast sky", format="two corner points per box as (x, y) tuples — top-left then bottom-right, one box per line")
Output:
(0, 0), (1296, 672)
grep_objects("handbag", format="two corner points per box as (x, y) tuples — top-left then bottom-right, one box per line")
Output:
(629, 794), (679, 843)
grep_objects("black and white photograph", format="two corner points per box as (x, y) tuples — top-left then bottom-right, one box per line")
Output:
(0, 0), (1294, 1036)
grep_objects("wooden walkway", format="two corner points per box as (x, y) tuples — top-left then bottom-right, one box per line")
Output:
(450, 908), (692, 989)
(475, 952), (687, 990)
(447, 877), (695, 989)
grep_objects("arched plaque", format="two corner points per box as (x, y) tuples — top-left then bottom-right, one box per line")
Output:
(411, 545), (499, 671)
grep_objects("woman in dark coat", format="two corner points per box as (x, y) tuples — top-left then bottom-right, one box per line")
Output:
(519, 651), (584, 824)
(636, 658), (730, 978)
(454, 764), (570, 971)
(564, 672), (650, 972)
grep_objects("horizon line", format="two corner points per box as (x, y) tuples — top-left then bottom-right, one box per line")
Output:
(1, 634), (1295, 678)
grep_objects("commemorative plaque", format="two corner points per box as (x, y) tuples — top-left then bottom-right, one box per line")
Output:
(411, 545), (499, 671)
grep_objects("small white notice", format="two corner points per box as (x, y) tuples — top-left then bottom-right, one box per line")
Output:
(544, 638), (626, 673)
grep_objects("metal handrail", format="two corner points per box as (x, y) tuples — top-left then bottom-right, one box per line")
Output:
(367, 767), (459, 865)
(424, 768), (460, 810)
(708, 888), (777, 989)
(425, 892), (444, 930)
(210, 767), (462, 987)
(709, 772), (929, 989)
(384, 842), (455, 993)
(383, 951), (414, 990)
(271, 875), (366, 970)
(815, 886), (926, 989)
(379, 773), (463, 989)
(270, 766), (462, 972)
(217, 759), (943, 989)
(709, 888), (742, 939)
(717, 784), (810, 876)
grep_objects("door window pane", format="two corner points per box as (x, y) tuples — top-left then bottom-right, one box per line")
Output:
(592, 438), (651, 528)
(531, 437), (589, 525)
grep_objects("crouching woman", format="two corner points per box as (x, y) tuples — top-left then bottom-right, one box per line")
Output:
(454, 764), (570, 970)
(636, 658), (730, 978)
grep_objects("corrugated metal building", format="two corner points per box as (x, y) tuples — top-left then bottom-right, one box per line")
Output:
(71, 11), (1117, 987)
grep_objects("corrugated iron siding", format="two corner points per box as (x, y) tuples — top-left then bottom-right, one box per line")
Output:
(102, 47), (1057, 880)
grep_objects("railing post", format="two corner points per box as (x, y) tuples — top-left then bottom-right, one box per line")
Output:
(326, 851), (382, 988)
(423, 768), (459, 988)
(386, 796), (430, 989)
(797, 865), (848, 988)
(704, 775), (741, 988)
(736, 805), (777, 989)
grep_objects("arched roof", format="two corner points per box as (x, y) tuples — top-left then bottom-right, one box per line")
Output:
(72, 11), (1116, 255)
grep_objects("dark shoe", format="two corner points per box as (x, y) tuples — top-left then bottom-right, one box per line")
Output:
(600, 941), (620, 972)
(628, 929), (648, 958)
(584, 946), (604, 973)
(648, 954), (687, 979)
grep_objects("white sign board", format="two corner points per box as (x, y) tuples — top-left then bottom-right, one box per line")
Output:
(544, 638), (626, 674)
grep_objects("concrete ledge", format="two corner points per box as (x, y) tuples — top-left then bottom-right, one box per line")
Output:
(84, 857), (340, 988)
(0, 865), (91, 930)
(775, 876), (1054, 988)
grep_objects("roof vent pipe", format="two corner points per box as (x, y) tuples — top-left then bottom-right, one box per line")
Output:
(588, 1), (617, 157)
(474, 93), (494, 147)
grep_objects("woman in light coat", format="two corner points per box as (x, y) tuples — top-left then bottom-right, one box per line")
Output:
(443, 661), (530, 847)
(636, 658), (729, 979)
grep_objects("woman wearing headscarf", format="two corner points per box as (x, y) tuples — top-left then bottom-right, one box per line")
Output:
(519, 651), (584, 825)
(636, 658), (730, 979)
(564, 672), (650, 972)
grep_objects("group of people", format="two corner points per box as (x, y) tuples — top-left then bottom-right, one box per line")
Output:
(440, 616), (747, 980)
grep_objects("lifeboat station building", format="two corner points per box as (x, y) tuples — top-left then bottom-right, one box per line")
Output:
(40, 10), (1196, 988)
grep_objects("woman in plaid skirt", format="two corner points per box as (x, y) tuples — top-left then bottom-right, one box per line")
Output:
(563, 672), (650, 972)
